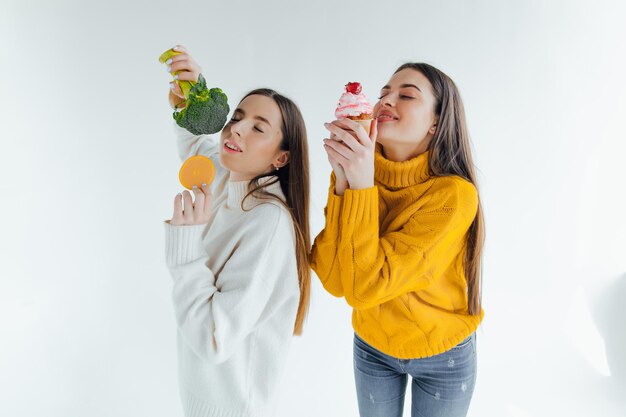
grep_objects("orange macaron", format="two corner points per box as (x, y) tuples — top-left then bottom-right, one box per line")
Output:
(179, 155), (216, 189)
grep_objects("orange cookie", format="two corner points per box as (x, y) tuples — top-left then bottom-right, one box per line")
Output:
(179, 155), (216, 189)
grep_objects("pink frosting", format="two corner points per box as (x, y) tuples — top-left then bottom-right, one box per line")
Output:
(335, 91), (373, 119)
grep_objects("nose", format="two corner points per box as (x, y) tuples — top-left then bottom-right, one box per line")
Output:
(230, 119), (243, 137)
(380, 93), (395, 107)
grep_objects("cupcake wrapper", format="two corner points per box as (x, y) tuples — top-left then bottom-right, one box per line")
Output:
(353, 119), (372, 135)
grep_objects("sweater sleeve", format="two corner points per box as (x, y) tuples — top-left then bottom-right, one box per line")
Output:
(310, 172), (345, 297)
(164, 205), (297, 364)
(337, 178), (478, 310)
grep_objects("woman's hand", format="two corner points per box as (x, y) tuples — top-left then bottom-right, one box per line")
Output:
(324, 130), (350, 196)
(166, 45), (203, 109)
(323, 118), (378, 191)
(170, 184), (213, 226)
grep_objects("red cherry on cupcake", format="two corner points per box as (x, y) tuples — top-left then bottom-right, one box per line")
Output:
(345, 82), (362, 95)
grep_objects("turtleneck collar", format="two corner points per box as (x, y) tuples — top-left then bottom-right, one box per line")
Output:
(374, 144), (431, 188)
(227, 175), (285, 210)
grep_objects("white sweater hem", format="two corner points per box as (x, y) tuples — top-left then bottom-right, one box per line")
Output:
(180, 387), (270, 417)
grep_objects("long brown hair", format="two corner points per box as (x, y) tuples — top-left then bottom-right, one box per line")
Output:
(395, 63), (485, 316)
(239, 88), (311, 335)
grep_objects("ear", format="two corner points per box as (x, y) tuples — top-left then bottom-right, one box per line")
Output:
(273, 150), (290, 168)
(428, 117), (439, 135)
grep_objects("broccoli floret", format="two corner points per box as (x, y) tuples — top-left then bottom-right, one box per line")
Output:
(173, 74), (230, 135)
(159, 48), (229, 135)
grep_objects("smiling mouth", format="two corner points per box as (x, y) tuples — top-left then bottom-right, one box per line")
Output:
(377, 114), (398, 122)
(224, 141), (242, 152)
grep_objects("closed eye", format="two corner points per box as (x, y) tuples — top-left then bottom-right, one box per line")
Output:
(228, 117), (263, 133)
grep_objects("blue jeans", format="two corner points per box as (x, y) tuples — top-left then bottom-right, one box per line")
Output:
(353, 332), (477, 417)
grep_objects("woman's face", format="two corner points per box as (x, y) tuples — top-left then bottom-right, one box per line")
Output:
(220, 94), (289, 181)
(373, 68), (439, 151)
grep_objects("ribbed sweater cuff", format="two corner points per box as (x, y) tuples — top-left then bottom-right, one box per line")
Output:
(164, 221), (207, 266)
(341, 186), (378, 225)
(320, 171), (340, 227)
(325, 182), (343, 226)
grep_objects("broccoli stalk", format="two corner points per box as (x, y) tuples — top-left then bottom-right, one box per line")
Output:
(159, 49), (230, 135)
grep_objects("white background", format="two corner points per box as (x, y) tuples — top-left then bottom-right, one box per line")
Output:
(1, 1), (625, 416)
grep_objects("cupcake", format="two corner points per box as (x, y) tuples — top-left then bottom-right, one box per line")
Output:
(334, 82), (374, 135)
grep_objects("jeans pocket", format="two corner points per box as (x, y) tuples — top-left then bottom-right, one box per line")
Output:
(450, 333), (474, 351)
(353, 333), (378, 359)
(353, 334), (398, 377)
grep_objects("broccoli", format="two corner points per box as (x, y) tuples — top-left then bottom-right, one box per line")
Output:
(172, 74), (229, 135)
(159, 49), (230, 135)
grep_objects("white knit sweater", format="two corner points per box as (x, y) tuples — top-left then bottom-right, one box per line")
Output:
(164, 124), (300, 417)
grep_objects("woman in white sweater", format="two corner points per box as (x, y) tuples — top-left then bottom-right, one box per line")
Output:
(163, 46), (311, 417)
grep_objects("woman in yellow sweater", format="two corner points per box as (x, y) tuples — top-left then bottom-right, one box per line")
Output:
(311, 63), (485, 417)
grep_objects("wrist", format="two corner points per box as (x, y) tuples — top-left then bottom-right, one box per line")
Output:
(334, 183), (346, 196)
(336, 179), (349, 195)
(347, 176), (374, 190)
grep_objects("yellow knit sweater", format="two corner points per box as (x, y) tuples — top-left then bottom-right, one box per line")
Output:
(311, 147), (484, 359)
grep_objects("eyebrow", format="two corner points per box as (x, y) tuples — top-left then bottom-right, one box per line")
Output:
(234, 108), (272, 127)
(381, 83), (422, 93)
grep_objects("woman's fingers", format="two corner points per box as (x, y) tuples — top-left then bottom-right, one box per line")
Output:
(369, 118), (378, 143)
(168, 61), (199, 83)
(191, 186), (205, 216)
(333, 119), (372, 148)
(325, 122), (361, 153)
(323, 118), (376, 191)
(175, 190), (207, 224)
(169, 60), (201, 79)
(168, 52), (190, 64)
(174, 71), (198, 82)
(165, 46), (201, 84)
(172, 44), (189, 53)
(170, 182), (212, 226)
(327, 153), (343, 171)
(171, 193), (184, 224)
(182, 190), (194, 222)
(323, 137), (353, 161)
(324, 141), (348, 167)
(324, 122), (353, 145)
(200, 183), (212, 214)
(170, 82), (184, 98)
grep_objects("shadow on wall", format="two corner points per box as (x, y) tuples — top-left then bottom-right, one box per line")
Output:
(591, 272), (626, 406)
(506, 273), (626, 417)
